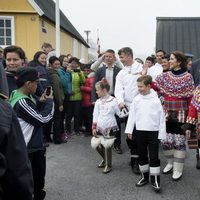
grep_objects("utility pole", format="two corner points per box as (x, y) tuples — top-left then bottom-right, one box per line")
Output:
(84, 30), (91, 43)
(55, 0), (60, 57)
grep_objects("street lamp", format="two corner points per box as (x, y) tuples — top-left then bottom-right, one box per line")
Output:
(84, 30), (91, 43)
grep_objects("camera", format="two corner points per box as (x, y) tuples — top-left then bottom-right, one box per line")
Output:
(73, 68), (81, 73)
(46, 86), (51, 96)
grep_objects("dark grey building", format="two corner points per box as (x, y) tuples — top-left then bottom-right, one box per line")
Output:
(156, 17), (200, 60)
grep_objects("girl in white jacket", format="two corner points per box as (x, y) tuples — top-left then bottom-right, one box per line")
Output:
(91, 79), (120, 174)
(125, 75), (166, 192)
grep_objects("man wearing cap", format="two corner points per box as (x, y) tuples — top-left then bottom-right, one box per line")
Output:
(0, 90), (33, 199)
(9, 67), (54, 200)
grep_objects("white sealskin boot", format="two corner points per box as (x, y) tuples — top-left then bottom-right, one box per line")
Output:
(150, 167), (161, 192)
(172, 150), (186, 180)
(162, 149), (174, 174)
(136, 164), (149, 187)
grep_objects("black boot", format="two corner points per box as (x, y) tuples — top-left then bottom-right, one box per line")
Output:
(131, 157), (140, 174)
(136, 172), (149, 187)
(150, 175), (161, 192)
(150, 166), (161, 192)
(196, 149), (200, 169)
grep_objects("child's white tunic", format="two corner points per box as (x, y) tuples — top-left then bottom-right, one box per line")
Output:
(93, 95), (120, 135)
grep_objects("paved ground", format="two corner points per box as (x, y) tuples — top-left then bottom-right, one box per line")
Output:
(45, 133), (200, 200)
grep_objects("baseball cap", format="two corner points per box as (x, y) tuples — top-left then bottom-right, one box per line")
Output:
(79, 58), (86, 64)
(184, 53), (194, 59)
(15, 67), (39, 88)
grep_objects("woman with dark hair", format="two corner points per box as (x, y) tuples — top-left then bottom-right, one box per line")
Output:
(28, 51), (52, 145)
(152, 51), (195, 180)
(161, 54), (170, 72)
(48, 56), (65, 144)
(58, 55), (72, 139)
(4, 45), (26, 95)
(28, 51), (50, 96)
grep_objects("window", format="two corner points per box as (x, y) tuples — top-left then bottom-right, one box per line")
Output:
(80, 44), (85, 59)
(0, 16), (15, 47)
(72, 38), (78, 57)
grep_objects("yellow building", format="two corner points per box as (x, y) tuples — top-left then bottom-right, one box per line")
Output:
(0, 0), (89, 61)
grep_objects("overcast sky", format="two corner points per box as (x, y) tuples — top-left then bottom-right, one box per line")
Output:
(59, 0), (200, 59)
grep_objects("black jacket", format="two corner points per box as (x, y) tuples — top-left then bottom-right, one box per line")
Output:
(0, 94), (33, 200)
(91, 65), (121, 102)
(191, 58), (200, 86)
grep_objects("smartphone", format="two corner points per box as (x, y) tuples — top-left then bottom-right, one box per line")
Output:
(46, 86), (51, 96)
(73, 68), (81, 73)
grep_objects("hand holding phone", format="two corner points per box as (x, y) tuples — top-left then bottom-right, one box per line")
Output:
(46, 86), (51, 96)
(39, 86), (53, 101)
(45, 86), (53, 99)
(73, 68), (81, 73)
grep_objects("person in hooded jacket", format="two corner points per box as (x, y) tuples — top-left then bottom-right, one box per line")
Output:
(0, 92), (33, 200)
(9, 67), (54, 200)
(58, 55), (72, 139)
(28, 51), (51, 96)
(80, 65), (95, 136)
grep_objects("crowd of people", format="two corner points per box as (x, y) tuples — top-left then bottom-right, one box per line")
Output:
(0, 43), (200, 199)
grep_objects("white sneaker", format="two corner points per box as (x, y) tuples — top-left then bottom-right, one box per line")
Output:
(172, 170), (182, 180)
(163, 163), (173, 174)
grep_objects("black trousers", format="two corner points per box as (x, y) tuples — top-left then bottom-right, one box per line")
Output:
(65, 100), (81, 132)
(125, 117), (138, 156)
(53, 105), (63, 141)
(135, 130), (160, 167)
(60, 95), (70, 133)
(114, 115), (121, 147)
(28, 149), (46, 200)
(80, 106), (94, 133)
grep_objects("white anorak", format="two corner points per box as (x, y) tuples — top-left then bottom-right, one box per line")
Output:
(125, 89), (166, 140)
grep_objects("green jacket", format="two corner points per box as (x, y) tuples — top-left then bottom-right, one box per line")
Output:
(70, 71), (85, 101)
(9, 90), (36, 108)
